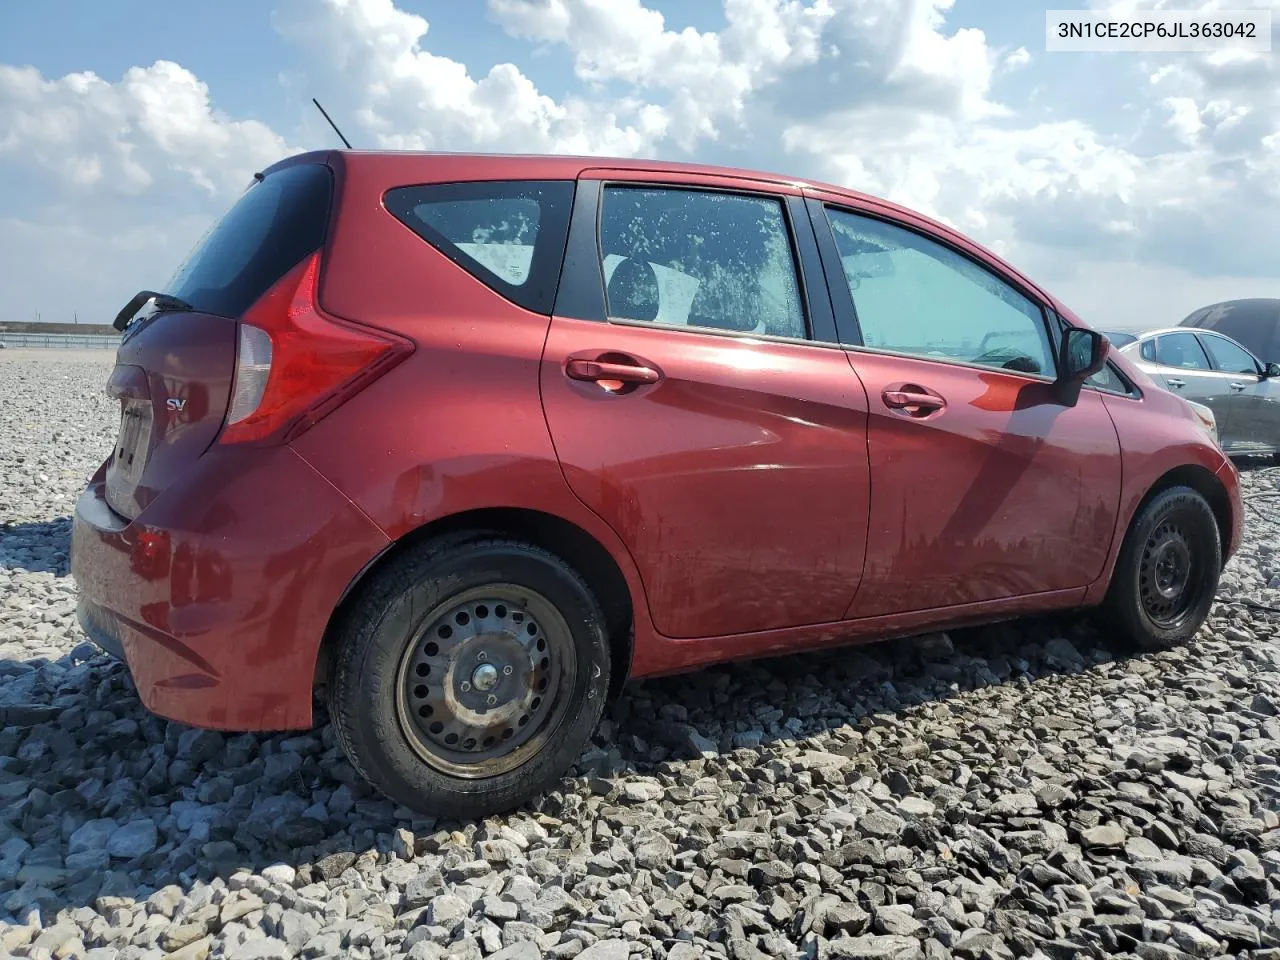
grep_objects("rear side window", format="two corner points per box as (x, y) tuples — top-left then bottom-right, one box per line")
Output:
(164, 163), (333, 318)
(385, 180), (574, 315)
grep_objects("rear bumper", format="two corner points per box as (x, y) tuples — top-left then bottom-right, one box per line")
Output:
(71, 444), (389, 731)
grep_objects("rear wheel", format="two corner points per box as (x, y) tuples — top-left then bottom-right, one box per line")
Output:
(1101, 486), (1221, 651)
(328, 535), (610, 818)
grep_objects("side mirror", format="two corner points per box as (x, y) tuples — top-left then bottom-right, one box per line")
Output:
(1265, 361), (1280, 378)
(1055, 327), (1108, 407)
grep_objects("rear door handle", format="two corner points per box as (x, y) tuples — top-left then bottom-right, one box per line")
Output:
(566, 358), (661, 385)
(1229, 382), (1248, 392)
(882, 386), (946, 413)
(1165, 378), (1185, 388)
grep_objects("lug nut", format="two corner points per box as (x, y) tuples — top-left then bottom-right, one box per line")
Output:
(487, 694), (497, 706)
(502, 665), (513, 676)
(460, 681), (472, 692)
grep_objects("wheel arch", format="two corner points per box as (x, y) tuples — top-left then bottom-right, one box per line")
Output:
(1125, 463), (1233, 566)
(316, 506), (635, 701)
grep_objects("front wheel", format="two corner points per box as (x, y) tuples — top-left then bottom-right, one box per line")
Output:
(1101, 485), (1221, 651)
(327, 535), (611, 819)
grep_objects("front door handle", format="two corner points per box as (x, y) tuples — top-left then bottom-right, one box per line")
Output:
(882, 385), (946, 414)
(1229, 382), (1248, 392)
(1165, 378), (1186, 388)
(566, 358), (661, 385)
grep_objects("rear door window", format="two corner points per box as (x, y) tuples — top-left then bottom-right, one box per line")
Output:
(385, 180), (574, 315)
(1154, 332), (1211, 370)
(165, 162), (333, 318)
(597, 186), (808, 340)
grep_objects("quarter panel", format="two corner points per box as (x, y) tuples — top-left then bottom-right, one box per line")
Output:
(296, 158), (658, 669)
(289, 294), (658, 667)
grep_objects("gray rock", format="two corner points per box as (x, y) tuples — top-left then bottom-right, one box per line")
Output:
(426, 894), (470, 928)
(105, 820), (158, 859)
(575, 942), (632, 960)
(634, 831), (674, 868)
(827, 934), (924, 960)
(261, 863), (297, 886)
(621, 780), (664, 803)
(68, 818), (117, 853)
(858, 811), (905, 840)
(1080, 824), (1127, 849)
(896, 797), (936, 817)
(487, 944), (541, 960)
(227, 938), (291, 960)
(873, 907), (922, 937)
(4, 356), (1280, 960)
(279, 912), (320, 952)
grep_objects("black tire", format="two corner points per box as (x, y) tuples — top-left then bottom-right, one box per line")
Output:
(1101, 485), (1221, 651)
(327, 534), (611, 819)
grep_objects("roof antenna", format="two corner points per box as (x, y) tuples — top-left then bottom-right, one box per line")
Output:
(312, 97), (353, 149)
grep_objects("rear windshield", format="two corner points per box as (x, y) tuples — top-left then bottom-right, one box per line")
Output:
(163, 163), (333, 318)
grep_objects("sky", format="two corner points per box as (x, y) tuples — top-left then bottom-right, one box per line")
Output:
(0, 0), (1277, 332)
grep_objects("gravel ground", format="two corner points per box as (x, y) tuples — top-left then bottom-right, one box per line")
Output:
(3, 348), (1280, 960)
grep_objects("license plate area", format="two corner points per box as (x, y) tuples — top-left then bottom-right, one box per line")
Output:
(105, 399), (154, 513)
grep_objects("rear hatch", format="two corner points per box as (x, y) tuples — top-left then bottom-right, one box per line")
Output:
(104, 162), (335, 520)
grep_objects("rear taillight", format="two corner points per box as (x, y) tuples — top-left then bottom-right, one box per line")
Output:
(218, 252), (411, 444)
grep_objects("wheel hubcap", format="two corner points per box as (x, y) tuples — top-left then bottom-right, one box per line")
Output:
(1139, 521), (1198, 627)
(471, 663), (499, 692)
(395, 585), (572, 778)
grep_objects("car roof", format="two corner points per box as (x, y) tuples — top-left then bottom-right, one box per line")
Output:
(269, 147), (922, 215)
(283, 147), (856, 189)
(1124, 326), (1231, 341)
(263, 147), (1062, 307)
(1181, 297), (1280, 322)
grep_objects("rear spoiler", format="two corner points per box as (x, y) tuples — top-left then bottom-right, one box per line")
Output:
(113, 291), (194, 332)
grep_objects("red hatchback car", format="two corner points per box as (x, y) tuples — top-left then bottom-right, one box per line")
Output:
(73, 150), (1242, 816)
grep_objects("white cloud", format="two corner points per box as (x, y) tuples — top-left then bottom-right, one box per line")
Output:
(1003, 47), (1031, 71)
(0, 0), (1275, 329)
(273, 0), (667, 155)
(1163, 96), (1203, 144)
(0, 213), (213, 323)
(0, 61), (292, 197)
(486, 0), (835, 144)
(1049, 260), (1280, 331)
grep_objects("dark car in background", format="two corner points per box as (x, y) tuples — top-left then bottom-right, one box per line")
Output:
(1181, 298), (1280, 365)
(1103, 331), (1138, 349)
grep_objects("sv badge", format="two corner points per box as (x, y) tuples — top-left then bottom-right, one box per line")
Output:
(166, 398), (186, 412)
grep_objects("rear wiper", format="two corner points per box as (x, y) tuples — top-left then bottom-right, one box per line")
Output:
(112, 291), (195, 332)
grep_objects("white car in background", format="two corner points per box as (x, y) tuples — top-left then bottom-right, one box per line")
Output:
(1110, 326), (1280, 459)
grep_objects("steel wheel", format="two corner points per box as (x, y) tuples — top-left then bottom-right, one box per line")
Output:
(394, 583), (574, 778)
(1137, 517), (1202, 629)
